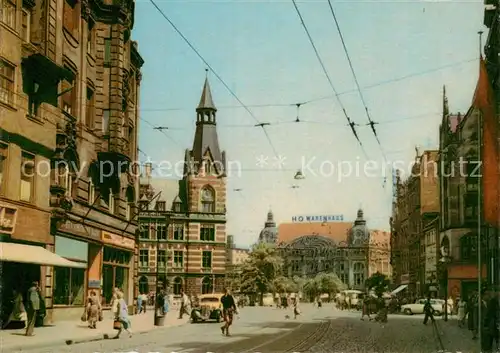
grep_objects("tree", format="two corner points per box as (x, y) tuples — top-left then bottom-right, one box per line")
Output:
(302, 273), (345, 301)
(240, 243), (283, 305)
(365, 272), (390, 297)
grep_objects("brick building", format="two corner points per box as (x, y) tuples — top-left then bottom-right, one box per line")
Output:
(438, 88), (487, 299)
(138, 78), (227, 296)
(0, 0), (143, 323)
(391, 149), (439, 296)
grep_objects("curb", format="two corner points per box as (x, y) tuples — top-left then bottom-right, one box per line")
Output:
(3, 320), (189, 352)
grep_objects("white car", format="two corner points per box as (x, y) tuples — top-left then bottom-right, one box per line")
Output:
(401, 299), (451, 316)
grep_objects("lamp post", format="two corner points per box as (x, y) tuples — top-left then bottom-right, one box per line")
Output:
(439, 254), (451, 322)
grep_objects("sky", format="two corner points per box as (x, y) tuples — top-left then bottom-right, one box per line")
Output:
(132, 0), (485, 248)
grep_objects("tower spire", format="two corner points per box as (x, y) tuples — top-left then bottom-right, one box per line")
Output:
(197, 74), (216, 111)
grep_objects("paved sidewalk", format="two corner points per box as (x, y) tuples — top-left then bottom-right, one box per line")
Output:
(0, 309), (189, 352)
(434, 317), (480, 352)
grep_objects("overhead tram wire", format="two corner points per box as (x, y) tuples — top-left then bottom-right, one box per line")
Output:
(148, 0), (280, 159)
(326, 0), (387, 163)
(291, 0), (368, 160)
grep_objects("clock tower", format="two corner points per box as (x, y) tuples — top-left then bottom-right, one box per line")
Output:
(348, 209), (370, 246)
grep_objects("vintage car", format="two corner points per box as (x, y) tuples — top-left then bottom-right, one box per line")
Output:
(191, 293), (223, 323)
(401, 298), (451, 316)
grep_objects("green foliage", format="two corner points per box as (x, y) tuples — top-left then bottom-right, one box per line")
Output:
(239, 243), (283, 297)
(365, 272), (390, 297)
(302, 273), (346, 300)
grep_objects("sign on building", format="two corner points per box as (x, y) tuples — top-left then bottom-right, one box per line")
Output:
(291, 215), (344, 223)
(0, 204), (17, 235)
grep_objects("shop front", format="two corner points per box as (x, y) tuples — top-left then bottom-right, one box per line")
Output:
(101, 231), (135, 307)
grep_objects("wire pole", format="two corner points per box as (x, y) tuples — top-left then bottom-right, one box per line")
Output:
(477, 30), (483, 350)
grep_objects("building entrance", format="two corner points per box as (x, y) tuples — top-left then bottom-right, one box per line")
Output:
(0, 262), (40, 327)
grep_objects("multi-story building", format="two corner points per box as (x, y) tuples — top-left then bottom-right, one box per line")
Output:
(226, 235), (249, 270)
(391, 149), (439, 296)
(0, 0), (143, 322)
(138, 77), (227, 296)
(438, 89), (487, 299)
(277, 209), (391, 291)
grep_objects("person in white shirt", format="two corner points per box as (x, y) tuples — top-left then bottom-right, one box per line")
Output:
(178, 290), (189, 319)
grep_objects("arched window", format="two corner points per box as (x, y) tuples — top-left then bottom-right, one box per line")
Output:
(138, 276), (148, 294)
(201, 276), (212, 294)
(126, 186), (135, 220)
(200, 186), (215, 213)
(173, 277), (182, 295)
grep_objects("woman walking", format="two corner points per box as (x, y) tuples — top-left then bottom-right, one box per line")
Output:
(457, 297), (467, 328)
(114, 291), (132, 339)
(293, 298), (300, 319)
(86, 290), (102, 329)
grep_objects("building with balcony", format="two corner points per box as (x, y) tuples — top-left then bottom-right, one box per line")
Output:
(137, 78), (227, 297)
(0, 0), (143, 323)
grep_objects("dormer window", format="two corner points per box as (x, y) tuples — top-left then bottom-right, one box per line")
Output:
(205, 159), (212, 175)
(156, 201), (166, 212)
(173, 201), (181, 212)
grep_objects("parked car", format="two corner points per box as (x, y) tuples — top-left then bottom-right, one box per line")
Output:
(401, 299), (451, 316)
(191, 293), (223, 323)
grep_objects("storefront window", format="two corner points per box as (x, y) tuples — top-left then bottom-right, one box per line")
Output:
(53, 267), (85, 305)
(102, 247), (131, 305)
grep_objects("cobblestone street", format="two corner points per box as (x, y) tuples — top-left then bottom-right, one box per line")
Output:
(4, 305), (480, 353)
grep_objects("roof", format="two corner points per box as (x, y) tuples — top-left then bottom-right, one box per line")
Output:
(277, 222), (352, 245)
(139, 177), (187, 211)
(197, 77), (216, 111)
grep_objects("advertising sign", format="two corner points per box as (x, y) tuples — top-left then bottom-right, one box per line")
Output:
(101, 231), (135, 250)
(0, 204), (17, 235)
(291, 215), (344, 223)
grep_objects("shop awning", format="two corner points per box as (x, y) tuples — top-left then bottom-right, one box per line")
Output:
(390, 284), (408, 295)
(0, 242), (86, 268)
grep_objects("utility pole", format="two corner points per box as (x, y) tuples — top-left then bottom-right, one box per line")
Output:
(477, 30), (484, 349)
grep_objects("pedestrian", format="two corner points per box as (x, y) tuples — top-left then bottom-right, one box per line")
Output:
(457, 297), (467, 328)
(361, 295), (372, 321)
(110, 287), (120, 319)
(3, 289), (26, 329)
(25, 281), (40, 336)
(482, 288), (499, 353)
(86, 290), (102, 329)
(220, 288), (237, 336)
(114, 291), (132, 338)
(178, 289), (189, 319)
(293, 297), (301, 319)
(423, 295), (435, 325)
(137, 292), (143, 314)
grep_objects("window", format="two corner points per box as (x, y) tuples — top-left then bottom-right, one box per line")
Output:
(173, 250), (183, 268)
(63, 0), (78, 37)
(53, 267), (85, 305)
(139, 249), (149, 267)
(139, 223), (149, 239)
(465, 205), (478, 220)
(0, 0), (15, 28)
(88, 180), (95, 204)
(0, 144), (7, 194)
(156, 201), (165, 211)
(21, 9), (30, 42)
(157, 250), (167, 269)
(20, 153), (35, 202)
(173, 201), (182, 212)
(205, 159), (212, 175)
(173, 224), (184, 240)
(201, 276), (212, 294)
(128, 125), (134, 156)
(156, 224), (167, 240)
(61, 74), (76, 116)
(173, 277), (182, 294)
(0, 59), (15, 106)
(86, 87), (94, 128)
(200, 225), (215, 241)
(461, 234), (477, 261)
(126, 188), (134, 221)
(102, 110), (110, 135)
(202, 251), (212, 268)
(87, 20), (95, 54)
(201, 187), (215, 213)
(104, 39), (112, 66)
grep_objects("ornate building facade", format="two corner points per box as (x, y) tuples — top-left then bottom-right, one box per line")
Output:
(276, 209), (391, 290)
(138, 78), (227, 296)
(1, 0), (142, 322)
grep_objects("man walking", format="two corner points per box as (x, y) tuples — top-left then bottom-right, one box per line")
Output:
(25, 281), (40, 336)
(178, 289), (189, 319)
(423, 295), (435, 325)
(220, 288), (237, 336)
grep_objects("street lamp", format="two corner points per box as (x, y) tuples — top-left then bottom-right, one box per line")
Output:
(439, 253), (451, 322)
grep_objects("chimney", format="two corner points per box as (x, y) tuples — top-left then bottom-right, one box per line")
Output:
(144, 163), (152, 178)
